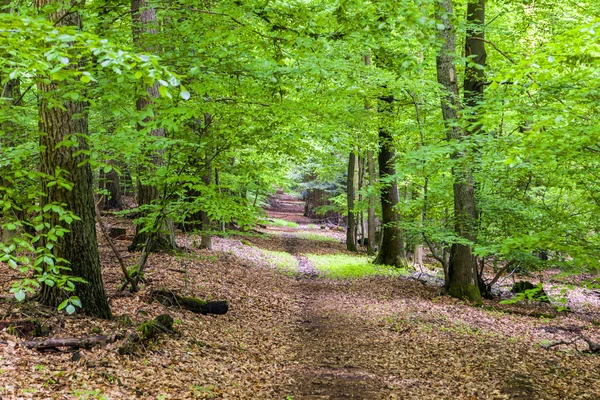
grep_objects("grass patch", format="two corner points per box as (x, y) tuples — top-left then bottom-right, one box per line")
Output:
(262, 218), (299, 228)
(307, 253), (408, 279)
(263, 249), (299, 274)
(296, 232), (339, 242)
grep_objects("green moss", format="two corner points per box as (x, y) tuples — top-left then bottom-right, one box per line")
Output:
(307, 253), (408, 279)
(447, 283), (483, 306)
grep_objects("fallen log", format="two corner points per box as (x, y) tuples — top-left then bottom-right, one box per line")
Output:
(150, 290), (228, 315)
(23, 333), (123, 351)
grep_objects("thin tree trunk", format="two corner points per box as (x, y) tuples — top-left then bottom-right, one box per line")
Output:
(346, 151), (357, 251)
(128, 0), (176, 252)
(358, 155), (365, 247)
(363, 54), (377, 256)
(435, 0), (482, 304)
(367, 150), (377, 256)
(200, 155), (212, 250)
(35, 0), (111, 318)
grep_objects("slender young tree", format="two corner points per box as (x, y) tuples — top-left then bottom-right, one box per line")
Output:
(346, 150), (357, 251)
(366, 150), (377, 255)
(129, 0), (176, 252)
(435, 0), (482, 304)
(36, 0), (111, 318)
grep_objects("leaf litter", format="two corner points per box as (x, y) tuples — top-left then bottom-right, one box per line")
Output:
(0, 197), (600, 398)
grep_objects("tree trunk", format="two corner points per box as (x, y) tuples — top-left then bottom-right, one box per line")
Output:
(367, 150), (377, 256)
(35, 0), (111, 318)
(128, 0), (176, 252)
(103, 165), (122, 210)
(435, 0), (482, 304)
(346, 151), (357, 251)
(0, 0), (22, 248)
(374, 113), (406, 267)
(200, 155), (212, 249)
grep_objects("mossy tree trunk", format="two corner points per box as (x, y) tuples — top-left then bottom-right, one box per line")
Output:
(35, 0), (111, 318)
(435, 0), (482, 304)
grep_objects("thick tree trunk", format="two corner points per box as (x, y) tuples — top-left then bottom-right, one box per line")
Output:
(435, 0), (482, 304)
(374, 116), (406, 267)
(128, 0), (176, 252)
(346, 151), (357, 251)
(367, 150), (377, 256)
(35, 0), (111, 318)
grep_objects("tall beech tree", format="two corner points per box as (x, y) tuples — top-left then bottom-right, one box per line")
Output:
(374, 97), (405, 267)
(35, 0), (111, 318)
(435, 0), (482, 304)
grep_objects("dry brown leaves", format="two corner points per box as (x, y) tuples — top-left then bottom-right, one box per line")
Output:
(0, 199), (600, 399)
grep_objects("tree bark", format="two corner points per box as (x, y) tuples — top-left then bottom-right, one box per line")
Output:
(435, 0), (482, 304)
(346, 151), (357, 251)
(103, 165), (122, 210)
(374, 102), (406, 267)
(0, 0), (22, 248)
(35, 0), (111, 318)
(367, 150), (377, 256)
(128, 0), (176, 252)
(199, 154), (212, 249)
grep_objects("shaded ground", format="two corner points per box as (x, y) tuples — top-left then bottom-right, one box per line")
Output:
(1, 193), (600, 398)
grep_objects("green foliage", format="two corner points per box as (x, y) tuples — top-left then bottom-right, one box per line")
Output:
(295, 232), (339, 243)
(262, 249), (299, 274)
(307, 254), (408, 279)
(262, 218), (299, 228)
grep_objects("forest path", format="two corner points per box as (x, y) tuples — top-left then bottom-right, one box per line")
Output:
(265, 193), (396, 399)
(261, 193), (600, 400)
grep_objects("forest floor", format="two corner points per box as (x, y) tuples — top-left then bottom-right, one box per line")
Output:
(2, 193), (600, 399)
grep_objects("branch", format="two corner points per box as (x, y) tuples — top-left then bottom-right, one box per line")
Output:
(95, 197), (137, 292)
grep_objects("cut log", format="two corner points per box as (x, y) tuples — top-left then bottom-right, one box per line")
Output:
(23, 333), (123, 351)
(150, 290), (228, 315)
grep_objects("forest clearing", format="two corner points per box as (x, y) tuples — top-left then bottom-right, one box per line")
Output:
(2, 0), (600, 398)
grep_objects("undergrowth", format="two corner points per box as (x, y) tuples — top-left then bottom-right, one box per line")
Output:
(262, 249), (299, 274)
(296, 232), (338, 242)
(307, 254), (408, 279)
(262, 218), (299, 228)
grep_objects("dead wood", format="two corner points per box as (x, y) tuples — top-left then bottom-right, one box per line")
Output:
(541, 334), (600, 354)
(150, 289), (228, 315)
(95, 198), (138, 291)
(23, 333), (123, 351)
(118, 314), (174, 355)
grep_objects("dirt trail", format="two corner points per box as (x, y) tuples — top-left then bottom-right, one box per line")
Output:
(267, 193), (395, 398)
(264, 193), (600, 400)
